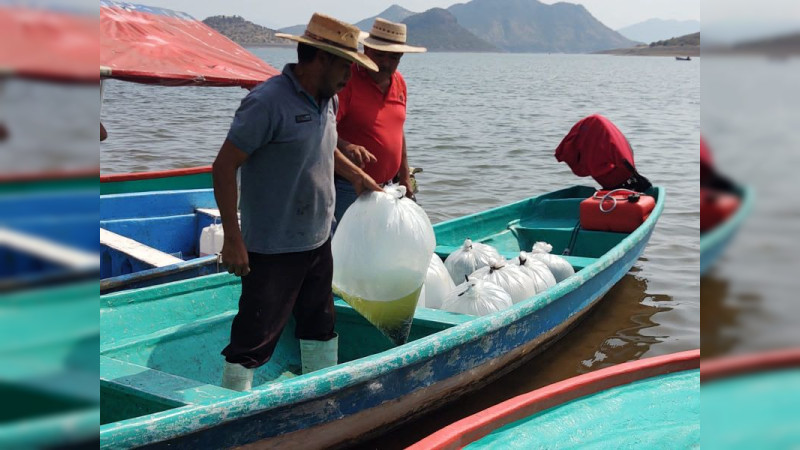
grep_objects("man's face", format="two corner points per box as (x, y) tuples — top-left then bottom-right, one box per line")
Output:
(365, 47), (403, 76)
(318, 52), (352, 99)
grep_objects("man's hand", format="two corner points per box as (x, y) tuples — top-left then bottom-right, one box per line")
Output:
(343, 143), (377, 168)
(220, 235), (250, 277)
(352, 171), (383, 196)
(398, 174), (415, 199)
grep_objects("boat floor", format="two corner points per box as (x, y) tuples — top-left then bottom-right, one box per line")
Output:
(100, 297), (475, 425)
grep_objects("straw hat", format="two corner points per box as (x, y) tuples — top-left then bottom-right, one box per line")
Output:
(362, 18), (427, 53)
(276, 13), (378, 72)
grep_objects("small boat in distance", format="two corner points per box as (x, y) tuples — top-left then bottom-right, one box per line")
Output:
(676, 56), (692, 61)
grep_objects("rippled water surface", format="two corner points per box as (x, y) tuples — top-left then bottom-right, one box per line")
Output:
(101, 49), (700, 448)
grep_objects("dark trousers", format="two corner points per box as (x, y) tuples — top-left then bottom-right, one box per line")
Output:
(221, 238), (336, 369)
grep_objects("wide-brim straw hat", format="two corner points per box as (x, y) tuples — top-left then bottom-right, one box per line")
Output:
(276, 13), (378, 72)
(361, 18), (427, 53)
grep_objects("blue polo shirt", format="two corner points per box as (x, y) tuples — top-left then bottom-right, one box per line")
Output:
(227, 64), (337, 254)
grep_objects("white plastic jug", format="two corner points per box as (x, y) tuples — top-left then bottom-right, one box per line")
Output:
(199, 223), (225, 256)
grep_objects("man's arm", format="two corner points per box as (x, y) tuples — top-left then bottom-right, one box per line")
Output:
(397, 132), (414, 198)
(212, 139), (250, 277)
(337, 137), (377, 169)
(334, 149), (382, 195)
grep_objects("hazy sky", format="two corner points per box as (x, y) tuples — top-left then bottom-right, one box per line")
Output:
(703, 0), (800, 42)
(146, 0), (699, 30)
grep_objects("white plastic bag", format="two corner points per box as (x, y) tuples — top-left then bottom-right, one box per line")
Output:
(527, 242), (575, 283)
(420, 255), (456, 310)
(442, 277), (513, 316)
(332, 184), (435, 345)
(510, 252), (557, 291)
(444, 238), (501, 284)
(470, 259), (537, 304)
(416, 288), (426, 309)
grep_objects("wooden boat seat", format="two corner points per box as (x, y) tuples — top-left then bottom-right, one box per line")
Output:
(195, 208), (221, 220)
(0, 227), (98, 269)
(100, 228), (183, 268)
(101, 356), (236, 412)
(196, 208), (240, 219)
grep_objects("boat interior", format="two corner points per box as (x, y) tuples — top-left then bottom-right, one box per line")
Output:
(434, 185), (641, 271)
(100, 275), (473, 425)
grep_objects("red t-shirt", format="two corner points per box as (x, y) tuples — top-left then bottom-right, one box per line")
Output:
(336, 64), (407, 184)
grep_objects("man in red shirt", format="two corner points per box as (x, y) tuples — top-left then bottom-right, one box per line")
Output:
(334, 18), (426, 222)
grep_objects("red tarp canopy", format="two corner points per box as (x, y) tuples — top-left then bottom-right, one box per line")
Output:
(0, 6), (98, 83)
(100, 1), (279, 88)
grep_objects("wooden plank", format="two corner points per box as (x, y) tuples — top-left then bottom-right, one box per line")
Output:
(99, 228), (182, 267)
(195, 208), (240, 220)
(0, 227), (98, 269)
(195, 208), (221, 218)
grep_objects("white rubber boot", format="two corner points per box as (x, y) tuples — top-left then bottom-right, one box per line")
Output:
(300, 334), (338, 374)
(221, 362), (254, 391)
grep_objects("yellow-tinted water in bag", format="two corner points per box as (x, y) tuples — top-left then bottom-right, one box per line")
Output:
(335, 286), (422, 346)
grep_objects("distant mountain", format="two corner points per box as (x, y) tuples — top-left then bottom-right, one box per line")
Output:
(277, 23), (306, 36)
(600, 32), (700, 57)
(446, 0), (637, 53)
(278, 5), (417, 35)
(355, 4), (417, 31)
(652, 32), (700, 47)
(203, 15), (291, 46)
(402, 8), (498, 52)
(617, 19), (700, 44)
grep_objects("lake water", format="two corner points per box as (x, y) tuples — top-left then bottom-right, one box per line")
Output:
(101, 49), (700, 447)
(701, 56), (800, 358)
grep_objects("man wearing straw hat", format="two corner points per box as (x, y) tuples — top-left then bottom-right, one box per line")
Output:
(334, 18), (427, 222)
(212, 13), (381, 391)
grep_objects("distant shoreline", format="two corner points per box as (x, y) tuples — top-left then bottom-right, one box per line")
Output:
(598, 45), (700, 57)
(241, 43), (294, 48)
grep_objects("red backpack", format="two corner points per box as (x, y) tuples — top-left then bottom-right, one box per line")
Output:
(555, 114), (651, 191)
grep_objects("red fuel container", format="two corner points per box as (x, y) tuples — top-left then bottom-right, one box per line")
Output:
(701, 188), (740, 232)
(580, 190), (655, 233)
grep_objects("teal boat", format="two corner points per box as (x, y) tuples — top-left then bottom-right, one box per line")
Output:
(410, 349), (700, 449)
(700, 186), (753, 275)
(100, 184), (664, 449)
(702, 349), (800, 448)
(0, 282), (99, 448)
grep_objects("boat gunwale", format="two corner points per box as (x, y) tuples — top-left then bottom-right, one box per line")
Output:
(408, 349), (700, 450)
(99, 185), (665, 446)
(700, 348), (800, 382)
(100, 166), (211, 184)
